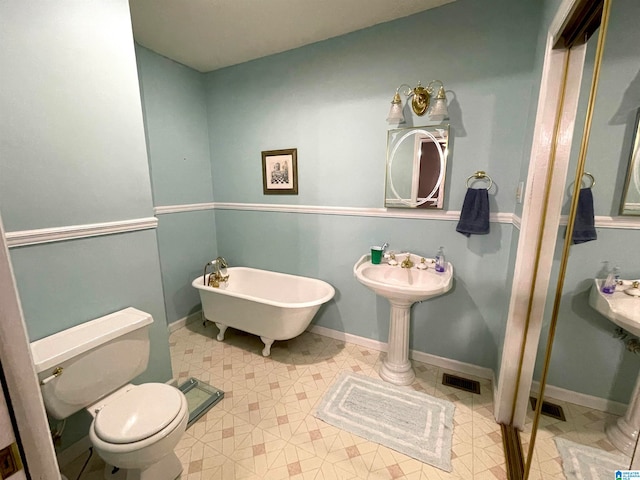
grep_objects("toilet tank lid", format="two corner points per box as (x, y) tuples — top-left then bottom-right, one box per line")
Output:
(30, 307), (153, 374)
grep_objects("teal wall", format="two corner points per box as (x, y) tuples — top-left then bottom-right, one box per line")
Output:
(202, 0), (544, 373)
(155, 211), (217, 323)
(206, 0), (541, 213)
(135, 46), (215, 207)
(0, 2), (153, 231)
(134, 0), (546, 367)
(214, 211), (514, 368)
(536, 230), (640, 403)
(0, 0), (173, 449)
(136, 46), (218, 323)
(533, 0), (640, 403)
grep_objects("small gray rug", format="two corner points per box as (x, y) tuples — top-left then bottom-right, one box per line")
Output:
(555, 437), (629, 480)
(314, 371), (455, 472)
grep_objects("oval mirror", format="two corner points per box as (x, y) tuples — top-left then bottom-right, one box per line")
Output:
(385, 125), (449, 208)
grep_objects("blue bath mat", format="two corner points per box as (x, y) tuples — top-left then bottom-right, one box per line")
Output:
(314, 371), (455, 472)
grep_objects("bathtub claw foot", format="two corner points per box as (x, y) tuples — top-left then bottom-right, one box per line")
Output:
(215, 323), (227, 341)
(260, 337), (274, 357)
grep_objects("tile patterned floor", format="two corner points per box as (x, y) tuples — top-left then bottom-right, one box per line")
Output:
(164, 321), (507, 479)
(63, 320), (561, 479)
(521, 398), (629, 479)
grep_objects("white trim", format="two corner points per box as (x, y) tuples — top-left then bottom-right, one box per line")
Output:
(410, 348), (494, 381)
(530, 381), (627, 416)
(308, 324), (389, 353)
(211, 202), (469, 220)
(166, 378), (178, 388)
(513, 214), (522, 230)
(307, 324), (494, 381)
(5, 208), (638, 252)
(155, 201), (516, 224)
(154, 203), (216, 215)
(511, 44), (590, 429)
(0, 216), (61, 478)
(168, 312), (201, 334)
(557, 215), (640, 230)
(56, 436), (92, 468)
(5, 217), (158, 248)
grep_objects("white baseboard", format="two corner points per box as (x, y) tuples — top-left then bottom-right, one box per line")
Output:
(56, 435), (92, 468)
(166, 378), (178, 387)
(410, 349), (494, 381)
(530, 381), (628, 416)
(307, 324), (494, 381)
(168, 312), (201, 334)
(308, 324), (389, 353)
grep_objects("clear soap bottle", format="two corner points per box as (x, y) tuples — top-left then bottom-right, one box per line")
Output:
(435, 246), (446, 273)
(601, 266), (620, 294)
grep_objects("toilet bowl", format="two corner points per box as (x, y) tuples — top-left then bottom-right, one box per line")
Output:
(30, 308), (188, 480)
(88, 383), (188, 478)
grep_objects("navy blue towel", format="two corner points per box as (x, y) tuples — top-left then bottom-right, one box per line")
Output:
(572, 188), (597, 244)
(456, 188), (490, 237)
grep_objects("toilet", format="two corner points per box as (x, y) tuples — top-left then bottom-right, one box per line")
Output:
(30, 308), (188, 480)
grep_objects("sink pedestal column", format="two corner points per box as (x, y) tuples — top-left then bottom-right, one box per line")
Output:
(606, 373), (640, 455)
(379, 300), (415, 386)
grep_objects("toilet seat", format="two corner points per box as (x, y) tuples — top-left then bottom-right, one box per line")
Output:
(94, 383), (183, 444)
(89, 383), (188, 472)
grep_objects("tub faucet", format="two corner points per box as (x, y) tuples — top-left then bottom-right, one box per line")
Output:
(203, 256), (229, 287)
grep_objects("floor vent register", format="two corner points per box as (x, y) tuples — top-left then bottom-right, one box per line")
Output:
(442, 373), (481, 394)
(530, 397), (566, 421)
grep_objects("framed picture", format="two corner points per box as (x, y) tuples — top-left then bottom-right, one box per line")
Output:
(262, 148), (298, 195)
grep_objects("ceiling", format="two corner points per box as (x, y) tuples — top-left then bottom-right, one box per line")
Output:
(129, 0), (454, 73)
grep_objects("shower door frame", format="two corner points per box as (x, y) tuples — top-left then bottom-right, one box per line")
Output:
(498, 0), (640, 476)
(495, 0), (594, 429)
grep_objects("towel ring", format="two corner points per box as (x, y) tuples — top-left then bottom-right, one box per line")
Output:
(582, 172), (595, 188)
(466, 171), (493, 190)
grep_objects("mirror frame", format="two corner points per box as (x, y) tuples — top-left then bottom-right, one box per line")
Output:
(620, 108), (640, 215)
(385, 125), (450, 208)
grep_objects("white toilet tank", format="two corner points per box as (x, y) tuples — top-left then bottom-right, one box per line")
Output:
(30, 307), (154, 420)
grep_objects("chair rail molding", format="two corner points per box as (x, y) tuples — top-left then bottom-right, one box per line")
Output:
(5, 217), (158, 248)
(155, 201), (516, 223)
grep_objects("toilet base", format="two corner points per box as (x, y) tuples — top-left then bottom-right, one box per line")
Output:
(103, 451), (182, 480)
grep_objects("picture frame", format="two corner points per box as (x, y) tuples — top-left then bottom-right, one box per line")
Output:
(262, 148), (298, 195)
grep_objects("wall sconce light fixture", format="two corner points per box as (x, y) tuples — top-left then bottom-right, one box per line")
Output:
(386, 80), (448, 124)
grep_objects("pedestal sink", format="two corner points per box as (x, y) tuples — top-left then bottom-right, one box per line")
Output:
(589, 279), (640, 455)
(353, 253), (453, 385)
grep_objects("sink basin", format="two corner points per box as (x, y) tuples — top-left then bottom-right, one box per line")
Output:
(589, 279), (640, 337)
(353, 253), (453, 304)
(353, 252), (453, 386)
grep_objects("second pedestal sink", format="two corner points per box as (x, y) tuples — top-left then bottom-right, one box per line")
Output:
(589, 279), (640, 455)
(354, 253), (453, 385)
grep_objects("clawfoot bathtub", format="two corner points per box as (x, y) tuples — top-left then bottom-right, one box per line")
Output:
(192, 267), (335, 356)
